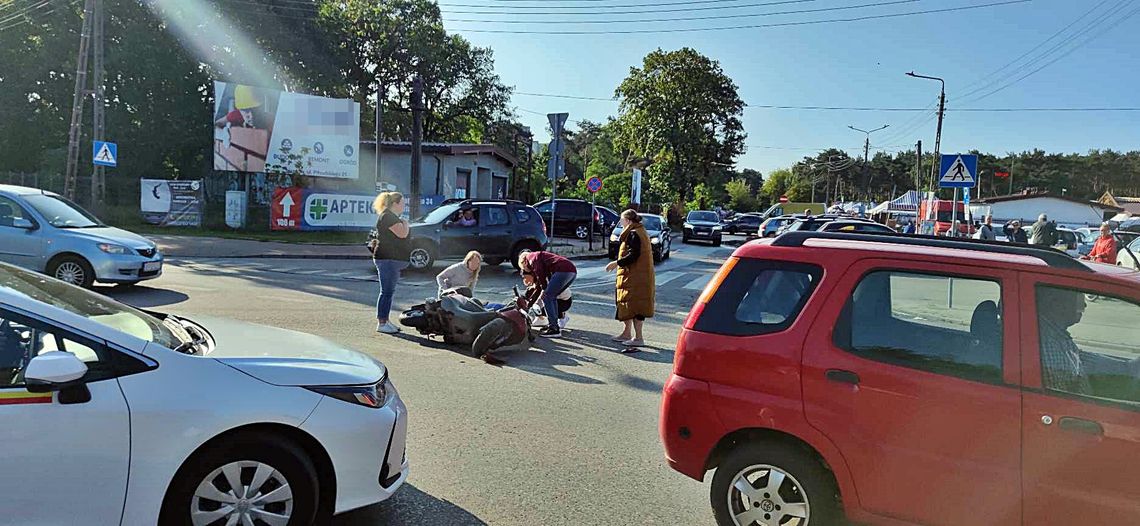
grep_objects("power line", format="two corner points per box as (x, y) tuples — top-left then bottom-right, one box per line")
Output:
(0, 0), (51, 25)
(440, 0), (820, 15)
(445, 0), (1030, 35)
(516, 91), (615, 101)
(445, 0), (921, 25)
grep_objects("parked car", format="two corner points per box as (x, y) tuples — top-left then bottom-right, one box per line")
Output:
(780, 214), (844, 234)
(682, 210), (723, 246)
(757, 215), (799, 238)
(663, 231), (1140, 526)
(596, 205), (621, 235)
(533, 198), (606, 239)
(0, 261), (408, 524)
(724, 213), (763, 236)
(817, 219), (897, 233)
(0, 185), (163, 288)
(406, 199), (547, 270)
(608, 213), (671, 263)
(1117, 235), (1140, 269)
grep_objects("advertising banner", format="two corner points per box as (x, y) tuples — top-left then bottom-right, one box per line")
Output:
(141, 179), (203, 227)
(213, 81), (360, 179)
(271, 188), (377, 231)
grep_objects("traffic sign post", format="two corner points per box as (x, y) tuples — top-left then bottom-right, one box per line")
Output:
(939, 154), (977, 238)
(92, 141), (117, 167)
(586, 176), (603, 251)
(546, 113), (569, 250)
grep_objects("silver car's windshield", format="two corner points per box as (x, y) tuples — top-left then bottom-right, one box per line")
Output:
(0, 264), (184, 347)
(22, 194), (103, 229)
(643, 216), (663, 231)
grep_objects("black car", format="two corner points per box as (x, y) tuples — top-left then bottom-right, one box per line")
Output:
(406, 199), (548, 270)
(778, 214), (844, 235)
(724, 213), (763, 235)
(682, 210), (723, 245)
(608, 214), (672, 263)
(817, 219), (897, 233)
(596, 205), (620, 235)
(533, 198), (606, 239)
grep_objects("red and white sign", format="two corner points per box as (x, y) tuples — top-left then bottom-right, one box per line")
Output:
(779, 195), (789, 203)
(271, 187), (303, 230)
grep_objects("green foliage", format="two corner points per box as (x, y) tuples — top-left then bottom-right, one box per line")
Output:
(725, 178), (756, 212)
(613, 48), (746, 206)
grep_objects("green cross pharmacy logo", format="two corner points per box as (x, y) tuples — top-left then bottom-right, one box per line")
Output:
(308, 198), (329, 221)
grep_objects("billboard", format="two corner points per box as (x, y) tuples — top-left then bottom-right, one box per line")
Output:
(271, 188), (376, 231)
(213, 81), (360, 179)
(141, 179), (204, 227)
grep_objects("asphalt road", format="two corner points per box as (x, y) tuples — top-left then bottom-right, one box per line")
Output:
(103, 237), (738, 526)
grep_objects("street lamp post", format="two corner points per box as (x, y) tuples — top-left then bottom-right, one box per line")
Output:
(848, 124), (889, 202)
(906, 71), (946, 193)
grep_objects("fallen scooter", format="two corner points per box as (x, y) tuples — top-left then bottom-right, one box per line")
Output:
(399, 286), (537, 363)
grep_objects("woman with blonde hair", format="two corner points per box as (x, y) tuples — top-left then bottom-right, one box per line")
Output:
(370, 191), (410, 334)
(435, 250), (483, 296)
(606, 209), (655, 350)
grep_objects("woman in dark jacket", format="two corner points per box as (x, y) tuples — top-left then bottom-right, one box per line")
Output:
(518, 250), (577, 338)
(606, 209), (655, 350)
(370, 192), (410, 334)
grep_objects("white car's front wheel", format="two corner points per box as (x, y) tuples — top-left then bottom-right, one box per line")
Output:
(162, 435), (320, 526)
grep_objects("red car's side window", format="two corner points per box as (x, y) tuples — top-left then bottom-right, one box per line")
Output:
(1034, 285), (1140, 405)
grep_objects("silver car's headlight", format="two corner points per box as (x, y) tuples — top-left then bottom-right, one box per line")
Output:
(610, 234), (619, 242)
(98, 243), (131, 255)
(651, 236), (660, 244)
(712, 226), (723, 231)
(683, 222), (693, 229)
(307, 379), (389, 409)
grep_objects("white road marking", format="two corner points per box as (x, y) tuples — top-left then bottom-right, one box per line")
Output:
(655, 271), (684, 286)
(576, 266), (607, 279)
(683, 274), (712, 290)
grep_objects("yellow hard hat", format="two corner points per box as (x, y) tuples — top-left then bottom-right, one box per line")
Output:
(234, 85), (262, 110)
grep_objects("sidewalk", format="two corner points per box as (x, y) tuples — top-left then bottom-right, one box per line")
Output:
(152, 234), (608, 260)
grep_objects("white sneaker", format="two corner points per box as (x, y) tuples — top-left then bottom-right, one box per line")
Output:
(532, 316), (548, 328)
(377, 322), (400, 334)
(558, 315), (569, 330)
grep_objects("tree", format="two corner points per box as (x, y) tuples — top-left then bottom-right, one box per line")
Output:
(613, 48), (746, 207)
(725, 178), (756, 212)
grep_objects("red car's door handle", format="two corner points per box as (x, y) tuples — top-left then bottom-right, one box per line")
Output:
(1058, 417), (1104, 436)
(825, 369), (860, 385)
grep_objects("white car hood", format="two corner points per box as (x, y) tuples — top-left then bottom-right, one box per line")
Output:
(193, 317), (386, 387)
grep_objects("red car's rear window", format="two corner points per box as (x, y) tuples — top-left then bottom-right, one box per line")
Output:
(692, 258), (823, 337)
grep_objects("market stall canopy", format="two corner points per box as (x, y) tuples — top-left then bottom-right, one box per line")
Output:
(887, 190), (922, 212)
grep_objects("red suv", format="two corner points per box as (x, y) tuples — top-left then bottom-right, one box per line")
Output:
(662, 231), (1140, 526)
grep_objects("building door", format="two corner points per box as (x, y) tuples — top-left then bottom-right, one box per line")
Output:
(492, 176), (508, 199)
(455, 169), (471, 199)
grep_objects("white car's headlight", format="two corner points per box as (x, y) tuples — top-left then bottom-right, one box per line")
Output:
(651, 237), (660, 244)
(307, 379), (389, 409)
(610, 234), (619, 242)
(98, 243), (131, 255)
(683, 222), (694, 229)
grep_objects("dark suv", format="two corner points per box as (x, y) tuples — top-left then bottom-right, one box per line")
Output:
(663, 231), (1140, 526)
(406, 199), (547, 270)
(534, 199), (605, 239)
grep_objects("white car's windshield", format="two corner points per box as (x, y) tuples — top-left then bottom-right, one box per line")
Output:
(0, 264), (184, 348)
(22, 194), (103, 229)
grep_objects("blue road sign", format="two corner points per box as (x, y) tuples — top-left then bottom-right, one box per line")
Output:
(93, 141), (117, 167)
(939, 154), (977, 188)
(587, 176), (603, 193)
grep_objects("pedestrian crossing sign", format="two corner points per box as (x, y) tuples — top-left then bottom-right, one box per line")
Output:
(93, 141), (117, 167)
(939, 154), (976, 188)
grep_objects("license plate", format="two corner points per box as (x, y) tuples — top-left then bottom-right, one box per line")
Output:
(143, 261), (162, 272)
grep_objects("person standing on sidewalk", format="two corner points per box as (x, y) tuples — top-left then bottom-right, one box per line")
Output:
(371, 192), (410, 334)
(436, 250), (482, 296)
(518, 250), (577, 338)
(606, 209), (655, 350)
(1082, 222), (1118, 264)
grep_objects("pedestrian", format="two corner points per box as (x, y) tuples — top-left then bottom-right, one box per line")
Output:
(370, 191), (410, 334)
(903, 221), (916, 235)
(518, 250), (577, 338)
(1081, 222), (1118, 264)
(1007, 220), (1028, 243)
(1030, 213), (1058, 246)
(974, 215), (997, 241)
(944, 220), (962, 237)
(605, 209), (655, 350)
(436, 250), (482, 296)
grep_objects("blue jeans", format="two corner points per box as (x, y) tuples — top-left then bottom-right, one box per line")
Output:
(375, 259), (406, 321)
(543, 272), (576, 330)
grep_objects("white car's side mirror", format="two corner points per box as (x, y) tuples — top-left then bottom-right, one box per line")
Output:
(25, 351), (88, 390)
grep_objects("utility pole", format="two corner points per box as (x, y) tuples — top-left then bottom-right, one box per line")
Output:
(64, 0), (96, 201)
(848, 124), (888, 201)
(374, 77), (384, 193)
(524, 128), (534, 202)
(91, 0), (105, 211)
(511, 127), (520, 199)
(907, 71), (946, 192)
(410, 75), (424, 218)
(915, 140), (923, 193)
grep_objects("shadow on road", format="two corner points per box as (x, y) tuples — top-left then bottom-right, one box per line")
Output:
(103, 285), (190, 308)
(333, 483), (488, 526)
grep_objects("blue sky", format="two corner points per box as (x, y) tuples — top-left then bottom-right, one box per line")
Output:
(444, 0), (1139, 175)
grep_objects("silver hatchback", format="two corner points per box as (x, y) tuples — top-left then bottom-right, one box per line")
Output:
(0, 185), (162, 288)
